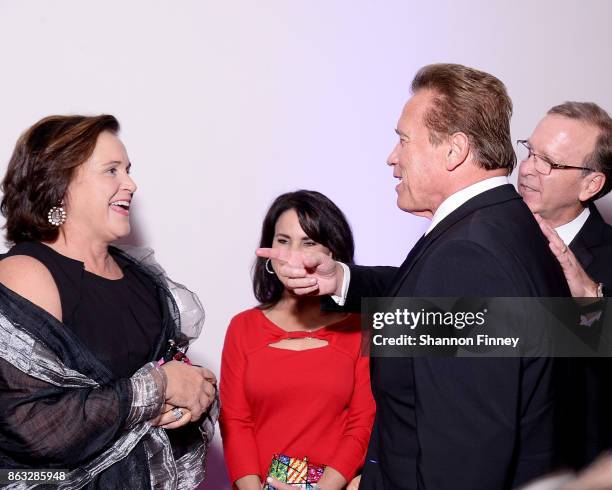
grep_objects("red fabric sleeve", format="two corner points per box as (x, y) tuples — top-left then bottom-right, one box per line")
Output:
(326, 353), (376, 482)
(219, 317), (261, 484)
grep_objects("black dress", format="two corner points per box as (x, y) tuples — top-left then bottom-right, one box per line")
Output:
(0, 241), (199, 489)
(4, 241), (163, 379)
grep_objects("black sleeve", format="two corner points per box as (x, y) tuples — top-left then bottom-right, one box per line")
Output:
(322, 265), (398, 313)
(0, 358), (164, 469)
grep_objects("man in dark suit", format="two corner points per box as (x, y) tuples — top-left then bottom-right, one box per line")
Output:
(260, 64), (569, 490)
(517, 102), (612, 471)
(517, 102), (612, 298)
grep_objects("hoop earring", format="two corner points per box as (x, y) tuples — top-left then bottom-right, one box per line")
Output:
(48, 202), (67, 226)
(265, 258), (275, 275)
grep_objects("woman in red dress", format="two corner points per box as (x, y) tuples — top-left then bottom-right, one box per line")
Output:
(220, 190), (375, 490)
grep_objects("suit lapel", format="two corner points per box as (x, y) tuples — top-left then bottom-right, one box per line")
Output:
(386, 184), (522, 297)
(569, 204), (606, 271)
(570, 240), (594, 271)
(385, 233), (430, 296)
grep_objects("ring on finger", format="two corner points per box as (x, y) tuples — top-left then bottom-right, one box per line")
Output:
(561, 245), (569, 254)
(172, 407), (184, 421)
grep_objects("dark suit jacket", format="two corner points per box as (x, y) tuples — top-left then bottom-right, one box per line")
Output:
(571, 204), (612, 287)
(556, 203), (612, 469)
(347, 184), (570, 490)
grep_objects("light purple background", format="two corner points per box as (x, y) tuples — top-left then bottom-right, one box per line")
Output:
(1, 1), (611, 487)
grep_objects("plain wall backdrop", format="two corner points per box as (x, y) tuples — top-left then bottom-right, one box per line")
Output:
(1, 1), (611, 488)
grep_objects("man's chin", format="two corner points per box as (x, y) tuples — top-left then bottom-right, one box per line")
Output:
(411, 210), (433, 219)
(396, 196), (413, 213)
(397, 200), (431, 219)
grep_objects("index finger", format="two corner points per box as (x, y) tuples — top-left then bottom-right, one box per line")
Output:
(535, 214), (564, 246)
(257, 248), (310, 269)
(256, 248), (290, 262)
(534, 213), (553, 233)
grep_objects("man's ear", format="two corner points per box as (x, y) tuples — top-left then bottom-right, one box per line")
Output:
(446, 132), (469, 171)
(579, 172), (606, 202)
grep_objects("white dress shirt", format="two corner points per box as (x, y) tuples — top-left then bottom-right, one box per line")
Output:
(554, 207), (590, 245)
(425, 176), (510, 234)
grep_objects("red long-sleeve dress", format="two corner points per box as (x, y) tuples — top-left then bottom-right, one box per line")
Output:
(219, 308), (375, 486)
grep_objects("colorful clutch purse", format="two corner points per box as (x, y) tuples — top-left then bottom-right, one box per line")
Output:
(264, 454), (324, 489)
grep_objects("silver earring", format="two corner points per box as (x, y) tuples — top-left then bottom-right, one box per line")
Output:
(265, 258), (275, 275)
(48, 203), (67, 226)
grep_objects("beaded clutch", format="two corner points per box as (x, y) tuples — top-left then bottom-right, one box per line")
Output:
(264, 454), (324, 489)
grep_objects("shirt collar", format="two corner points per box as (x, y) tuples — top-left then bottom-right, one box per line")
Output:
(554, 207), (590, 245)
(425, 176), (510, 235)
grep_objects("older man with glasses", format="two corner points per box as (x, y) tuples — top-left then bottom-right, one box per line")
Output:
(517, 101), (612, 473)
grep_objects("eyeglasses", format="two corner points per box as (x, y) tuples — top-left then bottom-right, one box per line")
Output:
(516, 139), (596, 175)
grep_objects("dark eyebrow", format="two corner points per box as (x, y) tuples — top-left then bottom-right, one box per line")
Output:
(102, 160), (132, 170)
(274, 233), (313, 240)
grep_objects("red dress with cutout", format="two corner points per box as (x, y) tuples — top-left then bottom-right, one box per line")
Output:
(219, 308), (375, 485)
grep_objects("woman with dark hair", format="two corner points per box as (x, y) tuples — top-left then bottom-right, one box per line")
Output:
(0, 115), (218, 488)
(219, 190), (375, 490)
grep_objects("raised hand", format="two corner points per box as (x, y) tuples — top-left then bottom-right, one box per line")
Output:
(256, 248), (344, 296)
(535, 214), (599, 297)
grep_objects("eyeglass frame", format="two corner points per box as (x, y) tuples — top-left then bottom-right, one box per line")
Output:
(516, 139), (597, 175)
